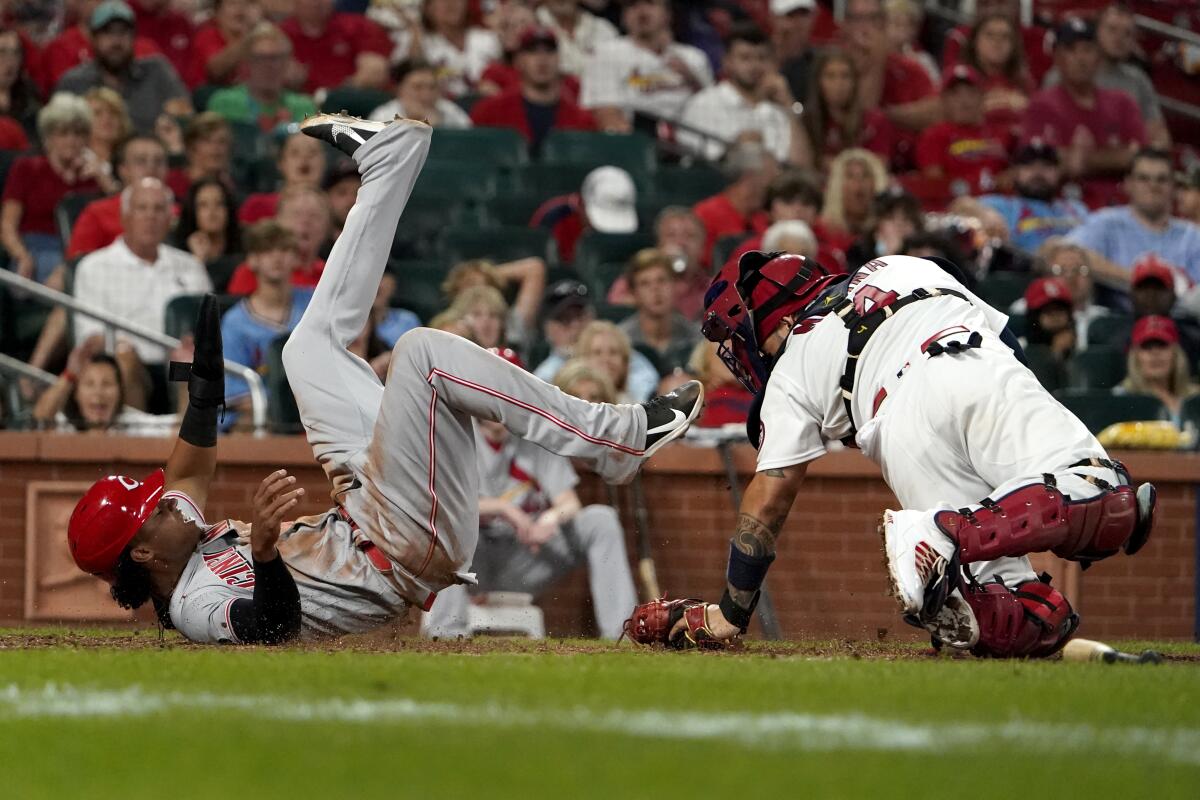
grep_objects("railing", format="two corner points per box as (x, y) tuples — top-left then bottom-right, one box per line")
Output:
(0, 270), (268, 434)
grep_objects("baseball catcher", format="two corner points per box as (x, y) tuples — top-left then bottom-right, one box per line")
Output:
(66, 115), (703, 643)
(625, 251), (1156, 657)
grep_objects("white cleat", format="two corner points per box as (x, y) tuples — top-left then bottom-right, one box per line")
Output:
(919, 588), (980, 650)
(879, 509), (960, 621)
(300, 112), (399, 157)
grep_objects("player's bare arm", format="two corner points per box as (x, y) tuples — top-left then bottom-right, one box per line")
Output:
(727, 464), (806, 606)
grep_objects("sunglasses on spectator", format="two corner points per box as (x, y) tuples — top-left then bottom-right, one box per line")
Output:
(1049, 263), (1090, 277)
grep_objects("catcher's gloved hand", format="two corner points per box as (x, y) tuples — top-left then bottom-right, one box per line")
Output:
(621, 597), (739, 650)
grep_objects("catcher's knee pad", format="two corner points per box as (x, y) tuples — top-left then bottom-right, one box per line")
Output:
(964, 576), (1078, 659)
(934, 480), (1139, 565)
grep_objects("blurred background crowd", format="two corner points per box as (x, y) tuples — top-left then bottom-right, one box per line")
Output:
(2, 0), (1200, 450)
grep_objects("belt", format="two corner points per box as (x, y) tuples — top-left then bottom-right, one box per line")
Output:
(336, 506), (437, 611)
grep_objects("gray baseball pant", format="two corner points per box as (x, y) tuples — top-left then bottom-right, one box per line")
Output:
(282, 120), (650, 600)
(424, 505), (639, 639)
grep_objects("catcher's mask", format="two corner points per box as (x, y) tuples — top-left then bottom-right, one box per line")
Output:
(701, 251), (840, 393)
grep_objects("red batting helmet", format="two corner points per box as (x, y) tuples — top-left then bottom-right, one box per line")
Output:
(67, 469), (165, 576)
(487, 346), (526, 371)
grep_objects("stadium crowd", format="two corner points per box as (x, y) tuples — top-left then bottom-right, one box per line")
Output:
(2, 0), (1200, 450)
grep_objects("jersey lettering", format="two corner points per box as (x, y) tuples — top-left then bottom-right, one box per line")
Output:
(791, 315), (825, 336)
(203, 547), (256, 589)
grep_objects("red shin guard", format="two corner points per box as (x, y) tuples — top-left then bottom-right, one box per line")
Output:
(964, 576), (1078, 659)
(934, 482), (1138, 565)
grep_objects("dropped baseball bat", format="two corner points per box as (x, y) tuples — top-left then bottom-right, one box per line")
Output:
(1062, 638), (1163, 664)
(628, 476), (662, 601)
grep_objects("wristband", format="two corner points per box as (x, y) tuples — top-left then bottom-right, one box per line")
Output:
(719, 588), (758, 634)
(726, 539), (775, 592)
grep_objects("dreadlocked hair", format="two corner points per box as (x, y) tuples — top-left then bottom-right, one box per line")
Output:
(109, 548), (153, 610)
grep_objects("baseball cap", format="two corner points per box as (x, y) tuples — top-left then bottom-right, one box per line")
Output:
(90, 0), (136, 32)
(1024, 276), (1073, 312)
(1131, 256), (1175, 289)
(581, 166), (637, 235)
(1013, 138), (1059, 165)
(516, 26), (558, 53)
(488, 346), (526, 371)
(1131, 315), (1179, 348)
(67, 469), (165, 577)
(541, 279), (591, 325)
(1054, 17), (1096, 48)
(770, 0), (816, 14)
(942, 64), (982, 92)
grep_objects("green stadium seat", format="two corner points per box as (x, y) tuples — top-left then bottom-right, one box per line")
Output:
(1052, 389), (1166, 434)
(390, 259), (451, 323)
(508, 162), (593, 198)
(541, 131), (657, 178)
(1007, 312), (1025, 339)
(646, 163), (726, 205)
(412, 161), (499, 203)
(1086, 313), (1133, 349)
(594, 302), (630, 324)
(392, 200), (486, 260)
(573, 231), (655, 270)
(486, 191), (549, 227)
(1068, 346), (1127, 390)
(55, 192), (104, 250)
(320, 86), (393, 118)
(440, 226), (556, 265)
(265, 334), (303, 434)
(1180, 395), (1200, 447)
(428, 128), (528, 167)
(711, 234), (748, 269)
(577, 260), (628, 300)
(976, 272), (1029, 311)
(229, 121), (269, 163)
(163, 294), (240, 340)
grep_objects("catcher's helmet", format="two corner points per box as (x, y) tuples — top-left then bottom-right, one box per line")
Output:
(67, 469), (165, 577)
(702, 251), (841, 393)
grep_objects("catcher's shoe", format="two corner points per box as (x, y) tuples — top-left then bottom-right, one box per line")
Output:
(300, 112), (390, 157)
(641, 380), (704, 458)
(1126, 482), (1156, 556)
(879, 509), (963, 625)
(906, 587), (980, 650)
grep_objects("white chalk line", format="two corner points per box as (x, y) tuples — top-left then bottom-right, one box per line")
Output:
(2, 684), (1199, 766)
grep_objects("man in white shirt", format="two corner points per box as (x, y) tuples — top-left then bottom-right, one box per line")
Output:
(537, 0), (620, 77)
(73, 178), (212, 408)
(677, 23), (803, 164)
(580, 0), (713, 131)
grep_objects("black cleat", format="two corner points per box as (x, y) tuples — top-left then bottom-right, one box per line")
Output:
(641, 380), (704, 457)
(1125, 482), (1156, 556)
(299, 112), (389, 157)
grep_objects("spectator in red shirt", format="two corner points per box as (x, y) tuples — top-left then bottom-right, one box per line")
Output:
(1, 93), (113, 283)
(0, 29), (41, 139)
(226, 185), (329, 293)
(38, 0), (162, 95)
(1021, 17), (1147, 208)
(187, 0), (262, 88)
(820, 146), (889, 238)
(128, 0), (193, 80)
(727, 170), (849, 274)
(955, 13), (1033, 138)
(68, 133), (169, 258)
(531, 165), (638, 264)
(280, 0), (391, 93)
(477, 0), (537, 96)
(689, 339), (753, 429)
(471, 26), (596, 156)
(0, 115), (27, 151)
(841, 0), (938, 134)
(916, 65), (1011, 196)
(692, 141), (776, 266)
(799, 48), (896, 172)
(942, 1), (1052, 86)
(238, 130), (326, 223)
(165, 111), (233, 200)
(607, 206), (710, 319)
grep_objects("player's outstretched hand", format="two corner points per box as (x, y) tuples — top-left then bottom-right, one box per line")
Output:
(621, 597), (740, 650)
(251, 469), (304, 562)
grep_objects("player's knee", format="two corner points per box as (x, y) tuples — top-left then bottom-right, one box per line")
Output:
(389, 327), (439, 366)
(965, 577), (1078, 659)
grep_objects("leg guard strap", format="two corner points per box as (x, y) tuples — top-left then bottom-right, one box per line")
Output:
(965, 575), (1078, 659)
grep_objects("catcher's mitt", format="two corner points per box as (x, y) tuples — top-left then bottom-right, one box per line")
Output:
(621, 597), (734, 650)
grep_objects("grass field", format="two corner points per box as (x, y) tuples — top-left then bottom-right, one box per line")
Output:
(1, 630), (1198, 799)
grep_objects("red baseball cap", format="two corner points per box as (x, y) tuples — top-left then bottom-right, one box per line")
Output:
(516, 26), (558, 53)
(942, 64), (982, 92)
(1131, 256), (1175, 289)
(488, 346), (526, 371)
(1131, 315), (1179, 348)
(67, 469), (165, 577)
(1024, 277), (1073, 312)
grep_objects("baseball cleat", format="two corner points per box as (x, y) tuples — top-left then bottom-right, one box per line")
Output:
(1125, 482), (1156, 556)
(641, 380), (704, 457)
(300, 112), (390, 157)
(910, 588), (980, 650)
(879, 509), (960, 622)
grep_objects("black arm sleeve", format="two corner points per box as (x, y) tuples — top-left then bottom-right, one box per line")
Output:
(226, 556), (302, 644)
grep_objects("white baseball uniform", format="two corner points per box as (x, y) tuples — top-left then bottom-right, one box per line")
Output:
(758, 255), (1121, 588)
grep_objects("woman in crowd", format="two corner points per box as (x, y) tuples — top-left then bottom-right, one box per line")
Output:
(84, 87), (133, 169)
(31, 339), (175, 435)
(884, 0), (939, 84)
(238, 130), (326, 223)
(800, 50), (895, 173)
(389, 0), (502, 98)
(955, 13), (1031, 136)
(574, 320), (643, 403)
(441, 257), (546, 351)
(369, 59), (473, 129)
(0, 29), (40, 139)
(820, 148), (890, 240)
(449, 284), (509, 350)
(844, 186), (924, 270)
(173, 178), (245, 292)
(1022, 276), (1077, 394)
(1118, 316), (1200, 426)
(553, 359), (617, 404)
(477, 1), (541, 97)
(687, 340), (754, 429)
(1, 94), (116, 284)
(166, 112), (235, 199)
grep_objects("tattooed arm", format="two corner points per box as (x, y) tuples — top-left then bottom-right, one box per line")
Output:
(727, 464), (808, 608)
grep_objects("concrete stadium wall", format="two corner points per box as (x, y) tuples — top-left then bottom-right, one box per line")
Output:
(0, 433), (1196, 642)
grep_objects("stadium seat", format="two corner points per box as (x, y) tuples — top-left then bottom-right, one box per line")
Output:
(594, 302), (630, 324)
(55, 192), (105, 250)
(1007, 312), (1025, 339)
(320, 86), (393, 118)
(573, 231), (655, 271)
(264, 334), (303, 434)
(1086, 313), (1133, 349)
(1180, 395), (1200, 446)
(440, 226), (556, 265)
(229, 121), (269, 163)
(711, 234), (748, 269)
(163, 294), (239, 340)
(485, 191), (550, 228)
(1052, 389), (1166, 434)
(577, 260), (627, 300)
(412, 161), (499, 203)
(541, 131), (657, 179)
(1068, 346), (1127, 390)
(976, 272), (1030, 311)
(428, 128), (528, 167)
(508, 162), (593, 198)
(391, 199), (486, 260)
(389, 259), (450, 323)
(645, 163), (726, 205)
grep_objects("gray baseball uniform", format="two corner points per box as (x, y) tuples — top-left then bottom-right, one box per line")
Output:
(165, 119), (655, 643)
(424, 426), (638, 639)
